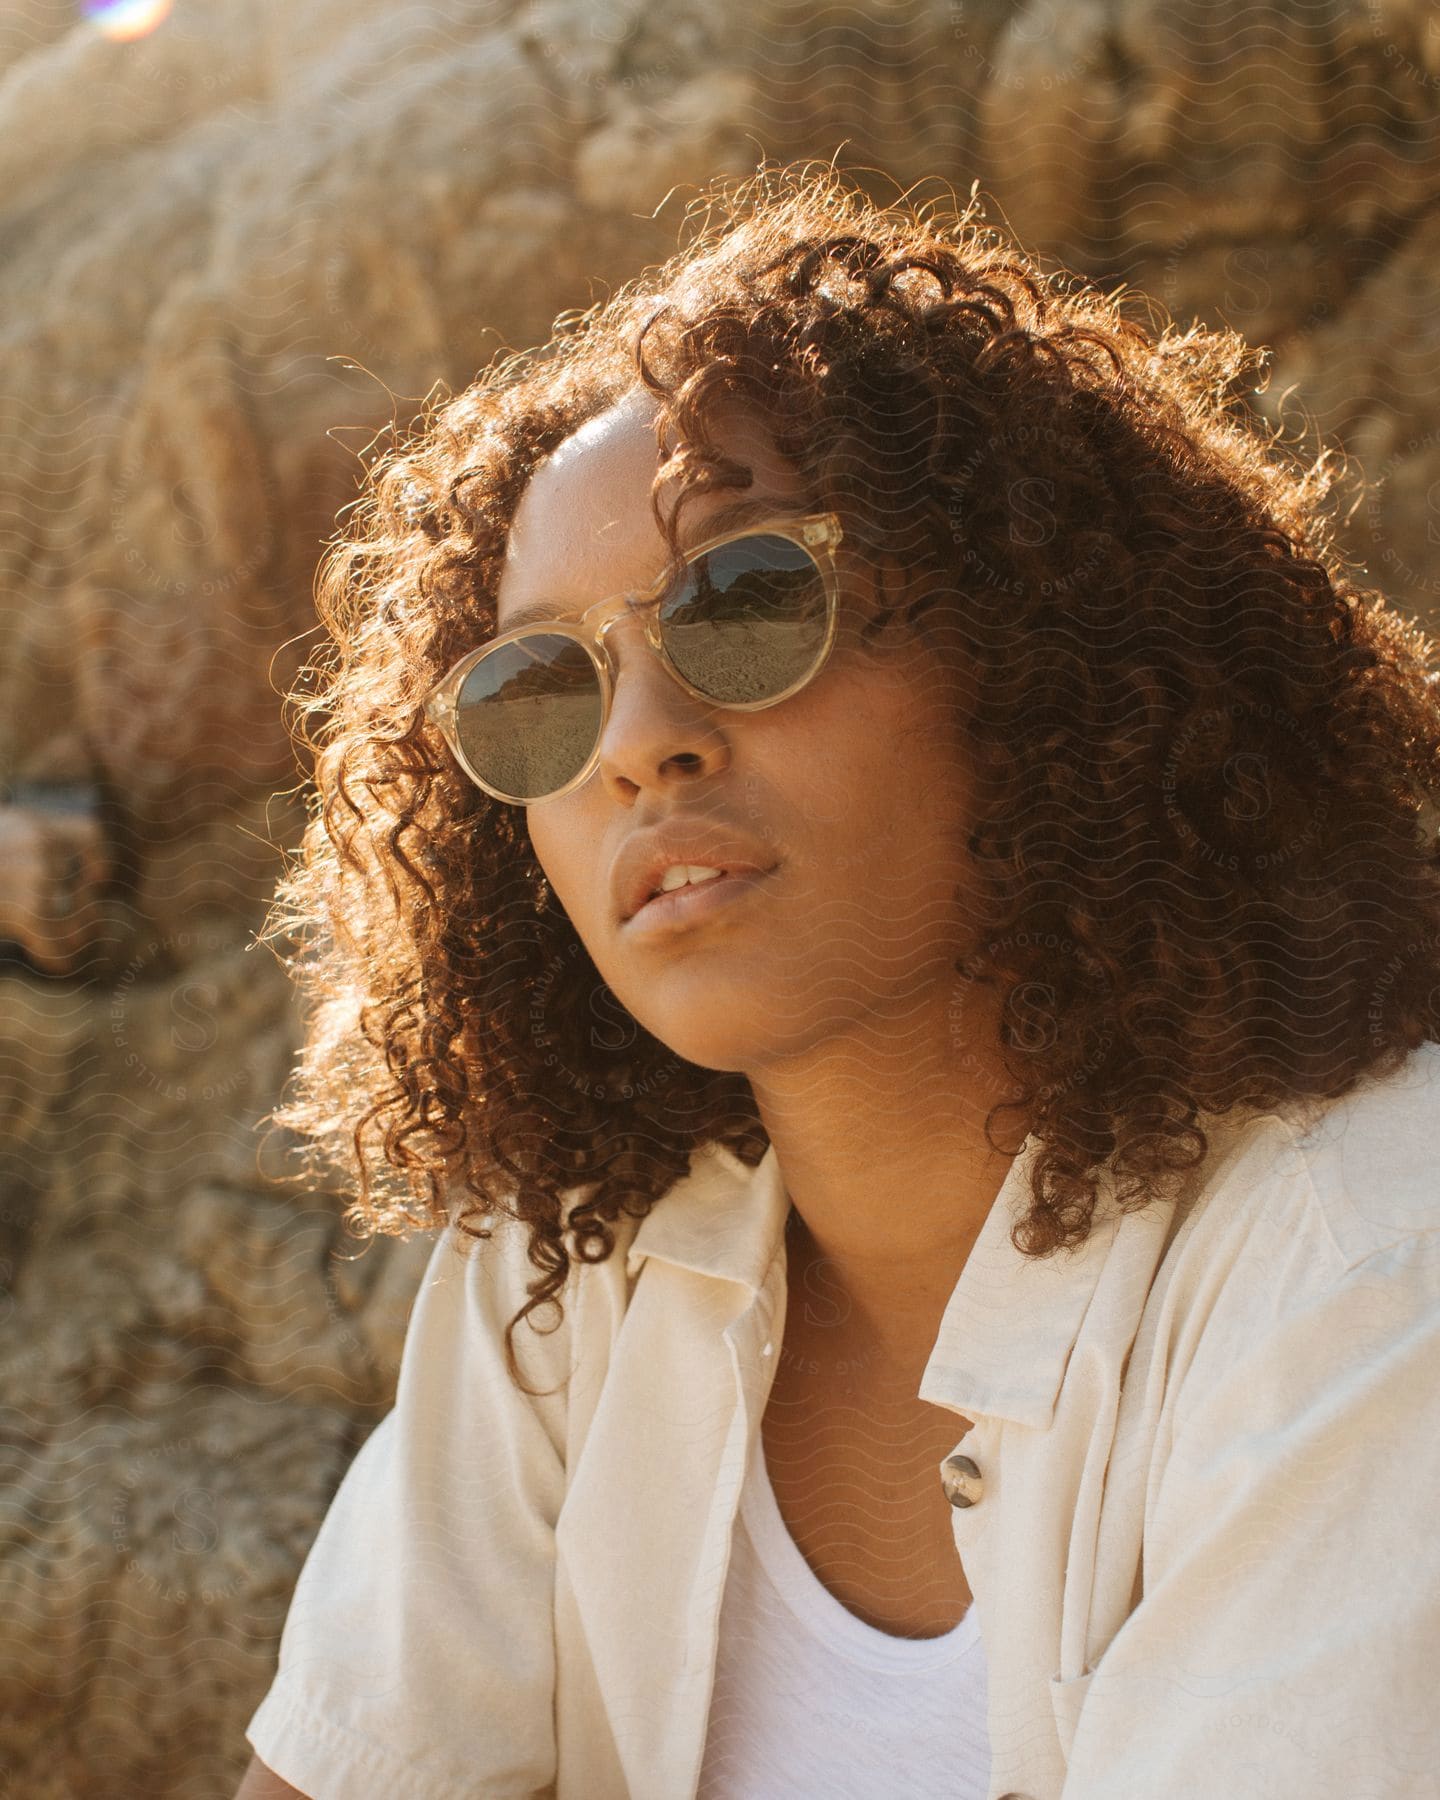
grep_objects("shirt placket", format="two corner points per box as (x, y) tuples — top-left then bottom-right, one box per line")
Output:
(675, 1245), (787, 1798)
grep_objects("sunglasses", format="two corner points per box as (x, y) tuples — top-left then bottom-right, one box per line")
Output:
(422, 512), (844, 804)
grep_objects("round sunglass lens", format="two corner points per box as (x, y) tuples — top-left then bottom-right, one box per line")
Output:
(659, 532), (829, 704)
(454, 634), (602, 800)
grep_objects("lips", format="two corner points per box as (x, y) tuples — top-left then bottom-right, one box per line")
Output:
(624, 864), (778, 933)
(613, 823), (778, 924)
(640, 865), (727, 906)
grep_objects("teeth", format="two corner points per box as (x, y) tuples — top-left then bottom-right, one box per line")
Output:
(656, 864), (725, 895)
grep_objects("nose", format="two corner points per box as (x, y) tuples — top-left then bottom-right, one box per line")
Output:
(592, 613), (731, 800)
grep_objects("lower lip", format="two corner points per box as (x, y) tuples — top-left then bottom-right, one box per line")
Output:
(623, 867), (778, 936)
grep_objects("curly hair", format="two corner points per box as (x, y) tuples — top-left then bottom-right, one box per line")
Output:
(262, 158), (1440, 1388)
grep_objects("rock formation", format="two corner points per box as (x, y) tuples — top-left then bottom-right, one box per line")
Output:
(1, 1), (1436, 1792)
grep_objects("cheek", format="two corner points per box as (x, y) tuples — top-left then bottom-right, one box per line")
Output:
(819, 675), (955, 804)
(527, 809), (598, 923)
(732, 673), (946, 856)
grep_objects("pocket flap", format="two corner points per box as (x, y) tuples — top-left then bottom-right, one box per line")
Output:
(1047, 1667), (1096, 1763)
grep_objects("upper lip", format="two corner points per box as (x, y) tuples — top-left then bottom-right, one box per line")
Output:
(615, 822), (778, 922)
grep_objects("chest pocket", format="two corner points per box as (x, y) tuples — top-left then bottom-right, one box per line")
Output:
(1048, 1666), (1096, 1763)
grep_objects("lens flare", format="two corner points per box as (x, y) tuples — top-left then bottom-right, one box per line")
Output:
(82, 0), (174, 43)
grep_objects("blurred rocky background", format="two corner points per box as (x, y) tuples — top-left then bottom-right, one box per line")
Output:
(0, 0), (1436, 1793)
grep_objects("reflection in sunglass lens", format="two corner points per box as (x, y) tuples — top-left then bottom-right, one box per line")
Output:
(454, 633), (601, 800)
(449, 531), (832, 801)
(659, 533), (829, 704)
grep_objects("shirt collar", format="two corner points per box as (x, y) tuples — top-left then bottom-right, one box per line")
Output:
(917, 1136), (1123, 1429)
(625, 1139), (791, 1294)
(626, 1133), (1117, 1430)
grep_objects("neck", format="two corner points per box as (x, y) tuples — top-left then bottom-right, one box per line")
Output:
(748, 982), (1028, 1368)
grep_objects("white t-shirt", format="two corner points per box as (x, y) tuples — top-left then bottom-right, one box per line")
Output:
(696, 1434), (990, 1797)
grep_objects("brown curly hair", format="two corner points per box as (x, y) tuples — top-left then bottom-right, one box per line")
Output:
(262, 158), (1440, 1387)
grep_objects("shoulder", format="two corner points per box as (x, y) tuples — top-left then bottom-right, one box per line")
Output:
(1178, 1040), (1440, 1280)
(1155, 1043), (1440, 1420)
(1282, 1038), (1440, 1265)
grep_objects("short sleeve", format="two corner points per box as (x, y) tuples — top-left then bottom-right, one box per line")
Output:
(244, 1222), (570, 1800)
(1060, 1230), (1440, 1799)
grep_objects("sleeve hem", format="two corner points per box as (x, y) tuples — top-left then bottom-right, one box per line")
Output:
(245, 1682), (479, 1800)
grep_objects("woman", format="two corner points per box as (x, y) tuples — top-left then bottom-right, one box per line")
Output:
(236, 162), (1440, 1799)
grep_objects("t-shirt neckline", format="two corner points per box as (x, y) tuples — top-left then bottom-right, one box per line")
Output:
(740, 1434), (982, 1674)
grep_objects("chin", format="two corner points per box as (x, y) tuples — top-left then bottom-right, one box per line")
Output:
(606, 994), (754, 1077)
(637, 1026), (753, 1077)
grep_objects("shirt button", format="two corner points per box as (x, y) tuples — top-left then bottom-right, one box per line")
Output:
(940, 1452), (983, 1508)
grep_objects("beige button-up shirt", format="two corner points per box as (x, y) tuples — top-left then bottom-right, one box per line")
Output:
(247, 1042), (1440, 1799)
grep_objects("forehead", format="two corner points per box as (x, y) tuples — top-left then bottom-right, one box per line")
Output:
(495, 390), (809, 619)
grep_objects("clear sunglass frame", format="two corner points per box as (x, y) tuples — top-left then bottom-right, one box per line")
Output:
(420, 511), (845, 805)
